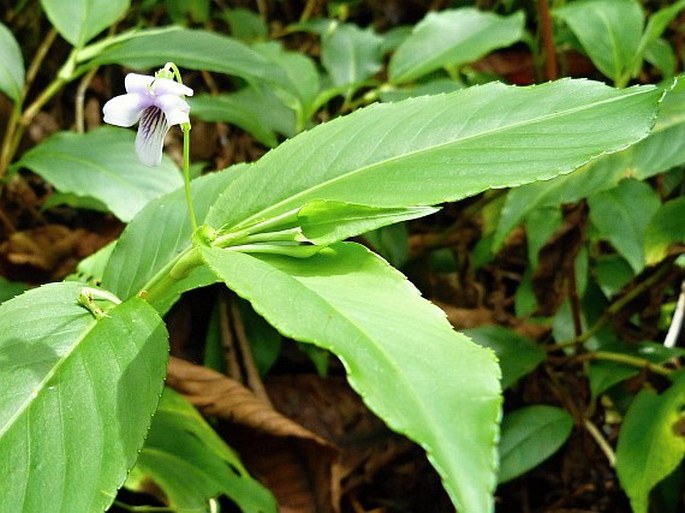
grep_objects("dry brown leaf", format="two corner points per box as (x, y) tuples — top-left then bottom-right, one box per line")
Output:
(166, 357), (341, 513)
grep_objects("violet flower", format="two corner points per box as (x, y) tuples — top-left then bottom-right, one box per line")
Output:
(102, 73), (194, 166)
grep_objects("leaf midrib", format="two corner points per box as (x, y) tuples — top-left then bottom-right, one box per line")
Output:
(234, 85), (656, 229)
(0, 315), (97, 440)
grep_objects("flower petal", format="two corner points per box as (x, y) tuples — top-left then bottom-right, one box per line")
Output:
(125, 73), (155, 94)
(135, 106), (170, 167)
(152, 77), (194, 97)
(102, 93), (148, 127)
(156, 95), (191, 126)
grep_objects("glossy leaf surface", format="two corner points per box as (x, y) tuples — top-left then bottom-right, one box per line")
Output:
(616, 373), (685, 513)
(129, 388), (277, 513)
(389, 8), (524, 84)
(498, 405), (574, 483)
(0, 21), (24, 101)
(207, 80), (660, 236)
(0, 282), (168, 512)
(16, 127), (183, 222)
(201, 243), (501, 513)
(40, 0), (129, 47)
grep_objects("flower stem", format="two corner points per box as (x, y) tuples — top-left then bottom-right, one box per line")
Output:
(181, 123), (198, 232)
(164, 61), (198, 232)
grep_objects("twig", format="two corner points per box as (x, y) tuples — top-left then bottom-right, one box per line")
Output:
(538, 0), (558, 80)
(575, 351), (671, 377)
(664, 279), (685, 348)
(583, 418), (616, 467)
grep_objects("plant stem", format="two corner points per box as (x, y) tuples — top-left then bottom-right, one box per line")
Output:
(182, 123), (198, 232)
(583, 418), (616, 467)
(576, 351), (672, 377)
(537, 0), (558, 80)
(548, 262), (672, 350)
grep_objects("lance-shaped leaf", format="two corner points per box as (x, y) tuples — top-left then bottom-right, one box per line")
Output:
(16, 127), (183, 222)
(128, 388), (277, 513)
(644, 196), (685, 264)
(207, 79), (661, 235)
(494, 77), (684, 250)
(388, 8), (525, 84)
(0, 21), (24, 102)
(40, 0), (129, 48)
(0, 281), (168, 512)
(200, 243), (501, 513)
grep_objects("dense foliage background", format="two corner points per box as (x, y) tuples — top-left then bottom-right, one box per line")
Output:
(1, 1), (684, 512)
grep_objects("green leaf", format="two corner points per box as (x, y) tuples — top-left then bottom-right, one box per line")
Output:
(40, 0), (129, 48)
(634, 0), (685, 76)
(498, 405), (574, 483)
(644, 38), (676, 79)
(363, 222), (410, 268)
(129, 388), (277, 513)
(223, 7), (268, 42)
(102, 167), (244, 310)
(388, 8), (525, 84)
(0, 276), (29, 304)
(554, 0), (643, 86)
(0, 21), (24, 101)
(588, 179), (661, 273)
(645, 196), (685, 265)
(190, 88), (296, 147)
(298, 200), (439, 245)
(251, 41), (320, 127)
(16, 127), (183, 222)
(207, 80), (661, 236)
(494, 77), (684, 250)
(201, 242), (501, 513)
(321, 22), (383, 89)
(464, 325), (545, 390)
(616, 372), (685, 513)
(88, 27), (286, 87)
(166, 0), (210, 25)
(0, 281), (168, 512)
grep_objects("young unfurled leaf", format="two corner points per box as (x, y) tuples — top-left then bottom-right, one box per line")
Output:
(297, 200), (439, 246)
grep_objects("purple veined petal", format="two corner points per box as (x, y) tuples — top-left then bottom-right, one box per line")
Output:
(152, 77), (194, 97)
(156, 95), (191, 126)
(135, 106), (170, 167)
(125, 73), (155, 94)
(102, 93), (149, 127)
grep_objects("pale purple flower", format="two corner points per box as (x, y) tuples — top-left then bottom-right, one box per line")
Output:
(103, 73), (194, 166)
